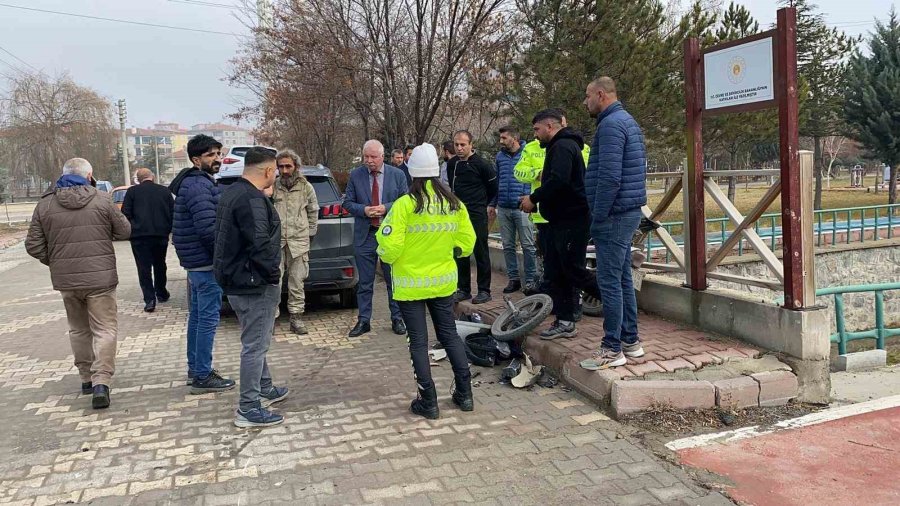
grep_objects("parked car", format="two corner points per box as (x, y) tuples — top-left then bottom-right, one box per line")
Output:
(216, 164), (358, 308)
(214, 145), (278, 181)
(111, 185), (131, 210)
(96, 180), (113, 193)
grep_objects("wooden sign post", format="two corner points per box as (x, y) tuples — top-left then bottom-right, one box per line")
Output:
(682, 7), (814, 309)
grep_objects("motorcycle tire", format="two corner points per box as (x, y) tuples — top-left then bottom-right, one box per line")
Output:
(490, 294), (554, 342)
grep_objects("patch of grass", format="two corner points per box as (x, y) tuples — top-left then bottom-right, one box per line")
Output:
(648, 185), (894, 233)
(0, 223), (28, 233)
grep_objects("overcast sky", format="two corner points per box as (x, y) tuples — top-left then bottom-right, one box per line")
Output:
(0, 0), (254, 130)
(0, 1), (893, 130)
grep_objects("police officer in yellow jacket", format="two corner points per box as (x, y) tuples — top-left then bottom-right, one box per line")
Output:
(377, 144), (477, 420)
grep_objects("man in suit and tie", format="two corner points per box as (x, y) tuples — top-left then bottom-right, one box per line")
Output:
(342, 140), (409, 337)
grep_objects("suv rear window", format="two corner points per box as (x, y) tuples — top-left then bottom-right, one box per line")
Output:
(229, 147), (276, 158)
(307, 176), (340, 203)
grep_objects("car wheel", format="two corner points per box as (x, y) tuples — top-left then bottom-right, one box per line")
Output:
(340, 287), (358, 309)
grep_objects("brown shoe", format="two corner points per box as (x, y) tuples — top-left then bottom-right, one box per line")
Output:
(289, 314), (308, 335)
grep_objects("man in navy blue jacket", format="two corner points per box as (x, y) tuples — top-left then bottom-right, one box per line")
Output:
(492, 126), (537, 293)
(580, 76), (648, 371)
(169, 134), (235, 393)
(342, 140), (409, 337)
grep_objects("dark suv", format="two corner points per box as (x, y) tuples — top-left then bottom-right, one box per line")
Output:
(216, 165), (358, 307)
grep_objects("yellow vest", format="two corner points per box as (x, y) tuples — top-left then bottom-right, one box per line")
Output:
(376, 182), (476, 301)
(514, 140), (590, 224)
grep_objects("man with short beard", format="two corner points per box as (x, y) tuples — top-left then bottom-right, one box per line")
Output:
(215, 147), (288, 427)
(390, 149), (405, 168)
(579, 76), (648, 370)
(169, 134), (235, 394)
(272, 149), (318, 335)
(519, 109), (602, 340)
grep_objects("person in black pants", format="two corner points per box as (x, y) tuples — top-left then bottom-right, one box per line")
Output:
(376, 143), (477, 419)
(446, 130), (498, 305)
(122, 168), (174, 312)
(520, 109), (602, 339)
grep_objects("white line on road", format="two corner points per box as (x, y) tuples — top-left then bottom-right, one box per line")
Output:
(666, 394), (900, 452)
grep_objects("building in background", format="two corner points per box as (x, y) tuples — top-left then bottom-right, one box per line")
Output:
(122, 122), (254, 183)
(188, 123), (254, 148)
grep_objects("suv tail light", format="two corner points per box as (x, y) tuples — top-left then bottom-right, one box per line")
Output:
(342, 267), (355, 278)
(222, 157), (240, 164)
(320, 204), (349, 218)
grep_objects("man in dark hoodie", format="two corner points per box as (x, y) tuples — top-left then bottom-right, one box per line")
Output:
(169, 134), (235, 394)
(519, 109), (602, 340)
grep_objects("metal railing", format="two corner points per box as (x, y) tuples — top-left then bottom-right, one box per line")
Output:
(815, 283), (900, 355)
(644, 203), (900, 263)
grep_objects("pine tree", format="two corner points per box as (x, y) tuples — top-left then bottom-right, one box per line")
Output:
(844, 8), (900, 205)
(781, 0), (857, 209)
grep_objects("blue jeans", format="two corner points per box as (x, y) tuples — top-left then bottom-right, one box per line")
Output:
(187, 270), (222, 380)
(498, 207), (537, 283)
(592, 209), (642, 353)
(355, 230), (401, 321)
(228, 284), (279, 411)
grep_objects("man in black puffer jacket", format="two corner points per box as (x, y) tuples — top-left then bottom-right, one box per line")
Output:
(214, 147), (288, 428)
(519, 109), (602, 340)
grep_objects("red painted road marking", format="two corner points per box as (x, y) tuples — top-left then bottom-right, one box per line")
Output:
(677, 407), (900, 506)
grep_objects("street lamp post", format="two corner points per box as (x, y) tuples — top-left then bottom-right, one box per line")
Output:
(117, 99), (130, 186)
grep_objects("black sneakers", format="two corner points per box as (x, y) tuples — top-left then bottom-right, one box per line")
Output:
(472, 291), (492, 304)
(190, 370), (236, 395)
(453, 290), (472, 303)
(502, 280), (522, 294)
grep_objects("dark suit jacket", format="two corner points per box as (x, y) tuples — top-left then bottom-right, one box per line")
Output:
(122, 180), (174, 239)
(342, 164), (409, 247)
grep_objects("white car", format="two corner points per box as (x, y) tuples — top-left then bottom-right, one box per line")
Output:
(215, 145), (278, 182)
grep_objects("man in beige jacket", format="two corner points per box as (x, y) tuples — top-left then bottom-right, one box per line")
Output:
(26, 158), (131, 409)
(272, 150), (318, 334)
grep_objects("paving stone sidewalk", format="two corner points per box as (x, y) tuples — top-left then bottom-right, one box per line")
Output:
(458, 270), (761, 376)
(0, 241), (734, 505)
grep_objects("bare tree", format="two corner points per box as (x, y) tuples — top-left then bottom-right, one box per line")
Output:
(822, 135), (847, 182)
(0, 72), (116, 188)
(229, 0), (513, 165)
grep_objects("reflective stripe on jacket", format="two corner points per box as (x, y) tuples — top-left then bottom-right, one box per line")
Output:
(376, 181), (476, 301)
(513, 140), (590, 224)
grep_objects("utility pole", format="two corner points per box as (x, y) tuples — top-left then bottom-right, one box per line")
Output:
(117, 99), (130, 186)
(153, 137), (161, 182)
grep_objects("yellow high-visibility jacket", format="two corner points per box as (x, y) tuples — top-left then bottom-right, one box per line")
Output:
(513, 139), (590, 224)
(376, 181), (476, 301)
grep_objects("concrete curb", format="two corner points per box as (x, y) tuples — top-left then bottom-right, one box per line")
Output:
(457, 299), (800, 417)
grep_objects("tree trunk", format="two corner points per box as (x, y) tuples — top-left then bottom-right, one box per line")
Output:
(813, 136), (823, 210)
(890, 163), (897, 206)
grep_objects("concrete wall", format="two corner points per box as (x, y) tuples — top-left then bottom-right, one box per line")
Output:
(654, 239), (900, 333)
(635, 275), (832, 403)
